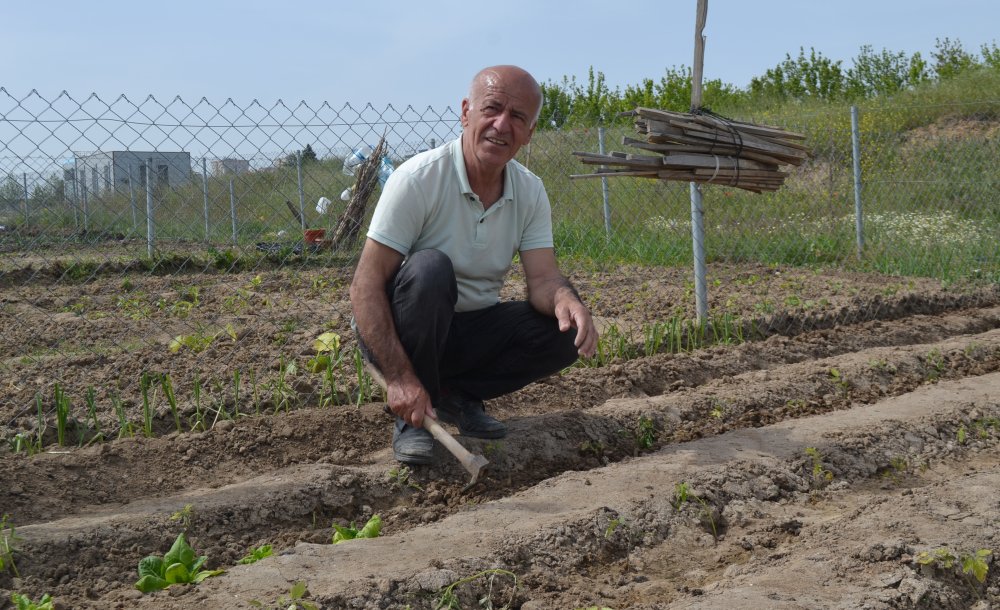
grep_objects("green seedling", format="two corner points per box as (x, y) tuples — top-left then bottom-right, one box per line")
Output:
(332, 514), (382, 544)
(161, 374), (182, 434)
(135, 532), (225, 593)
(636, 415), (657, 450)
(170, 504), (195, 530)
(604, 517), (623, 539)
(249, 580), (319, 610)
(190, 372), (206, 432)
(916, 547), (992, 596)
(434, 569), (518, 610)
(957, 424), (968, 445)
(925, 348), (946, 381)
(169, 329), (215, 353)
(238, 544), (273, 565)
(308, 332), (342, 374)
(35, 393), (46, 450)
(53, 383), (70, 446)
(388, 466), (423, 491)
(962, 549), (992, 584)
(84, 386), (103, 444)
(112, 392), (134, 439)
(672, 481), (691, 509)
(828, 368), (850, 398)
(805, 447), (834, 484)
(1, 514), (22, 577)
(9, 592), (54, 610)
(140, 372), (156, 438)
(579, 439), (605, 458)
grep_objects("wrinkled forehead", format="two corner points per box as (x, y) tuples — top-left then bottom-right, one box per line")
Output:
(472, 69), (539, 111)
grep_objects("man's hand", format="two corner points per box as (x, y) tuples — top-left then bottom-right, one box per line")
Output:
(386, 374), (436, 428)
(555, 289), (598, 358)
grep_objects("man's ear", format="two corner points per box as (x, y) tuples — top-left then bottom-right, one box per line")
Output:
(460, 98), (471, 128)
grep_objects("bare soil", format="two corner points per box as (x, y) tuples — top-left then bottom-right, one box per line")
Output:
(2, 245), (1000, 609)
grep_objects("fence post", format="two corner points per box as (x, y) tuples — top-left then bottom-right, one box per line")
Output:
(689, 0), (709, 324)
(850, 105), (864, 259)
(296, 151), (306, 232)
(128, 170), (137, 233)
(82, 184), (90, 233)
(598, 127), (612, 237)
(229, 178), (238, 245)
(72, 158), (80, 229)
(146, 158), (155, 257)
(22, 173), (29, 226)
(202, 157), (210, 242)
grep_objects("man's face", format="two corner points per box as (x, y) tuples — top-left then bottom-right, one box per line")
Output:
(460, 68), (539, 173)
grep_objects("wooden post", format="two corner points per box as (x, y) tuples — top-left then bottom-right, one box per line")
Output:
(689, 0), (709, 324)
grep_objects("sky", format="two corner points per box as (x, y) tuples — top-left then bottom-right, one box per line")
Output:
(3, 0), (999, 113)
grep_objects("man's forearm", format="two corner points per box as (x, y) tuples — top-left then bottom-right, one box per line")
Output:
(528, 275), (582, 316)
(351, 284), (417, 384)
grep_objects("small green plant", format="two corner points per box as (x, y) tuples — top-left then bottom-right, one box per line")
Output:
(578, 439), (605, 458)
(117, 293), (151, 320)
(604, 516), (623, 539)
(672, 481), (691, 509)
(635, 415), (656, 450)
(238, 544), (273, 565)
(434, 569), (518, 610)
(249, 581), (319, 610)
(111, 392), (134, 439)
(140, 372), (156, 438)
(9, 592), (54, 610)
(916, 547), (992, 595)
(169, 327), (216, 354)
(388, 466), (423, 491)
(925, 348), (946, 381)
(332, 514), (382, 544)
(170, 504), (195, 530)
(957, 424), (968, 445)
(134, 532), (225, 593)
(53, 383), (70, 446)
(1, 514), (22, 577)
(84, 386), (103, 445)
(805, 447), (834, 484)
(828, 368), (850, 398)
(161, 374), (182, 433)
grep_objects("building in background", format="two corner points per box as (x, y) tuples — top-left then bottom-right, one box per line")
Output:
(211, 158), (250, 176)
(71, 151), (192, 193)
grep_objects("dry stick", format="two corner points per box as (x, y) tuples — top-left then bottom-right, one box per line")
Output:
(330, 134), (389, 250)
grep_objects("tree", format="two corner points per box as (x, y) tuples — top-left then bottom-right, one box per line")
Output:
(933, 37), (976, 80)
(301, 144), (318, 163)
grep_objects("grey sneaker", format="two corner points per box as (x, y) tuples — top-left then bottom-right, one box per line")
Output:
(392, 417), (434, 465)
(435, 394), (507, 439)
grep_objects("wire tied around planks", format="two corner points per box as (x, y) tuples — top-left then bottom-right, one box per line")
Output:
(571, 107), (809, 193)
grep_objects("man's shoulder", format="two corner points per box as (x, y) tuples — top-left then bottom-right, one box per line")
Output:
(394, 139), (457, 179)
(505, 158), (546, 195)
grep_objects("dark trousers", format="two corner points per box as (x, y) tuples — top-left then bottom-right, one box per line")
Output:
(368, 249), (579, 403)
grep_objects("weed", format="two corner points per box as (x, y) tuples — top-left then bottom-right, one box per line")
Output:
(434, 569), (518, 610)
(249, 580), (319, 610)
(116, 293), (151, 320)
(170, 504), (195, 530)
(925, 348), (946, 381)
(869, 358), (896, 373)
(388, 466), (423, 491)
(604, 517), (623, 539)
(784, 398), (808, 411)
(169, 326), (216, 354)
(672, 482), (691, 509)
(635, 415), (657, 450)
(579, 439), (605, 458)
(805, 447), (834, 485)
(916, 547), (992, 597)
(1, 514), (22, 577)
(957, 424), (968, 445)
(828, 367), (850, 398)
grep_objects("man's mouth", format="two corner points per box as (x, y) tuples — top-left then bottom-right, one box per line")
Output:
(485, 136), (507, 146)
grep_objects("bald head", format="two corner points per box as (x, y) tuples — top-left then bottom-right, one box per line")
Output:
(468, 65), (543, 128)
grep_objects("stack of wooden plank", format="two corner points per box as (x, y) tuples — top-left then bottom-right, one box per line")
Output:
(571, 107), (810, 193)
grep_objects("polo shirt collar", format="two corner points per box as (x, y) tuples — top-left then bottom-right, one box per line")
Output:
(453, 135), (514, 205)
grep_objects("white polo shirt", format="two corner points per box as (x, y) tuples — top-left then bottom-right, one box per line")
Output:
(367, 136), (554, 312)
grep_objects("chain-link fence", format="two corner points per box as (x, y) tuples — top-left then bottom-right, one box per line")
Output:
(1, 87), (998, 437)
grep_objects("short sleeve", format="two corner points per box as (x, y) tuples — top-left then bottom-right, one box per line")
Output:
(366, 172), (427, 256)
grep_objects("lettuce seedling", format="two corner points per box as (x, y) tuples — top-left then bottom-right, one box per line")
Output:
(332, 514), (381, 544)
(135, 533), (225, 593)
(10, 592), (54, 610)
(238, 544), (273, 565)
